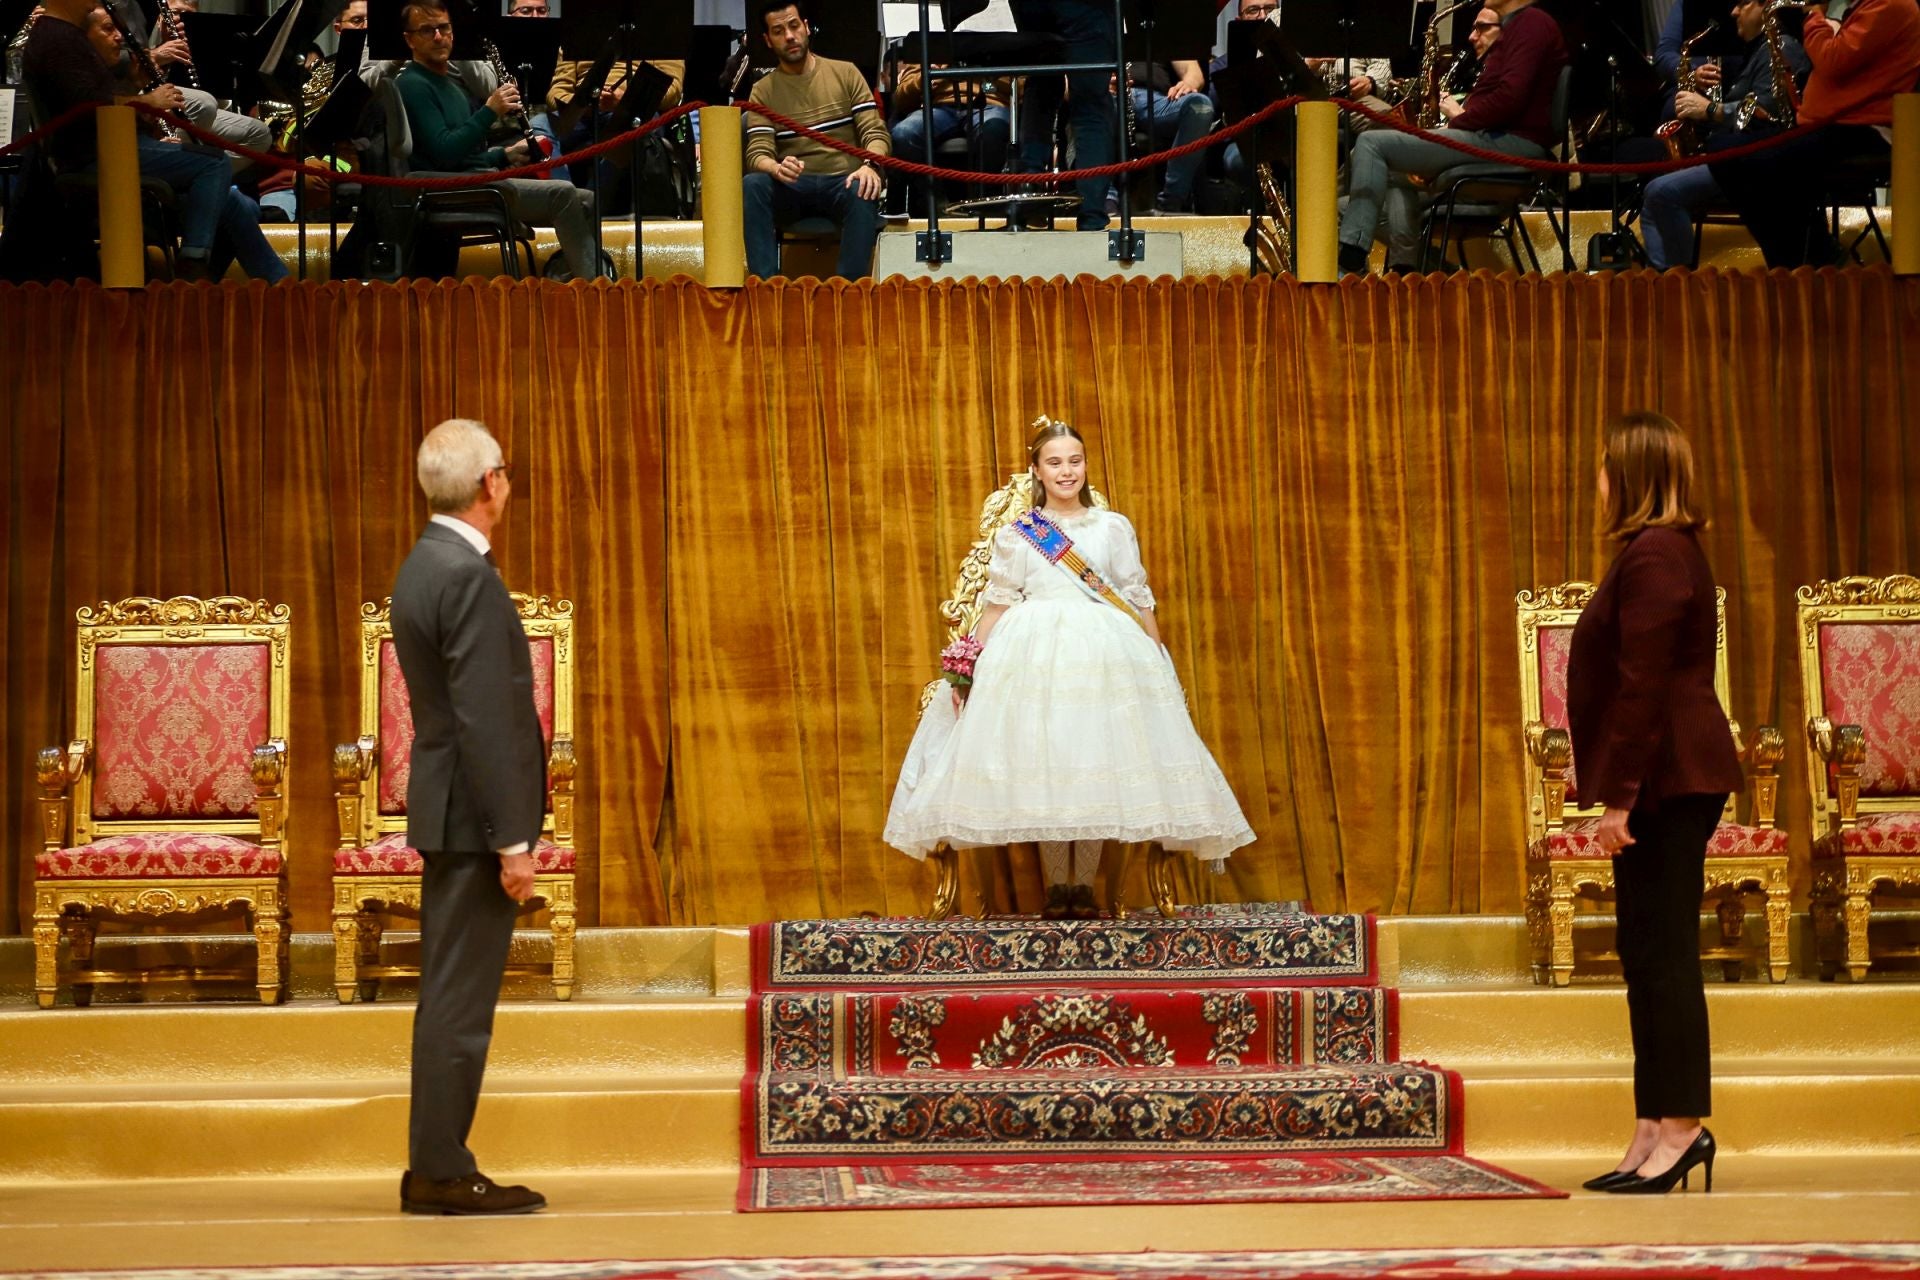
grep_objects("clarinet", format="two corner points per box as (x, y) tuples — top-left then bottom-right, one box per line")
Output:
(104, 0), (180, 141)
(154, 0), (198, 89)
(481, 37), (554, 177)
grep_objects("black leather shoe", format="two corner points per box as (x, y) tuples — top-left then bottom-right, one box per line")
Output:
(1580, 1169), (1641, 1191)
(1042, 884), (1072, 920)
(401, 1170), (546, 1215)
(1609, 1128), (1716, 1195)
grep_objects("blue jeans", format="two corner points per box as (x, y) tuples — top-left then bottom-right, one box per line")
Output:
(1639, 164), (1722, 270)
(890, 104), (1012, 211)
(132, 136), (287, 280)
(1339, 127), (1545, 266)
(1011, 0), (1117, 228)
(1118, 89), (1214, 205)
(743, 171), (882, 279)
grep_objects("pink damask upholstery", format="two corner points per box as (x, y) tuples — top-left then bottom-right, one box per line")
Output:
(1812, 811), (1920, 858)
(333, 831), (575, 875)
(91, 644), (270, 821)
(37, 833), (284, 879)
(1533, 818), (1789, 861)
(1818, 623), (1920, 797)
(376, 636), (557, 816)
(1537, 626), (1578, 794)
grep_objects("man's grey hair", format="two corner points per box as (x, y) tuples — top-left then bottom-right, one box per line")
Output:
(417, 418), (503, 513)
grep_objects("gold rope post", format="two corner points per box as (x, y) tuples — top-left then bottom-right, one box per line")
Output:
(701, 106), (747, 287)
(1294, 101), (1339, 282)
(1894, 93), (1920, 275)
(95, 106), (145, 288)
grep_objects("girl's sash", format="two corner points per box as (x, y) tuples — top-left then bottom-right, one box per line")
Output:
(1011, 509), (1147, 631)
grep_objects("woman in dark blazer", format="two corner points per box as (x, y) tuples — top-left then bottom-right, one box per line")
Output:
(1566, 411), (1744, 1196)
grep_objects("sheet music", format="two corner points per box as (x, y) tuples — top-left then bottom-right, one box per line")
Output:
(0, 89), (14, 147)
(881, 1), (1017, 38)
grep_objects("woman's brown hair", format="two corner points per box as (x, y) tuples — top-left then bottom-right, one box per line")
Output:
(1596, 410), (1708, 541)
(1027, 417), (1095, 509)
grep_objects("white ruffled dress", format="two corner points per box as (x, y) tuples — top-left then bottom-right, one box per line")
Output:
(883, 506), (1255, 862)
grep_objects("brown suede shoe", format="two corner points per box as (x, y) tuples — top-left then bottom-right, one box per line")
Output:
(401, 1170), (546, 1215)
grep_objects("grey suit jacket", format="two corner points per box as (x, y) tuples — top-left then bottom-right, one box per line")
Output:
(389, 522), (547, 855)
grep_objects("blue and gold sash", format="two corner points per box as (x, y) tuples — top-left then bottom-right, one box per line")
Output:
(1011, 509), (1147, 630)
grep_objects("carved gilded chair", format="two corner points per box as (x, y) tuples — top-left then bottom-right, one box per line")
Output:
(331, 594), (578, 1002)
(1516, 582), (1789, 986)
(32, 597), (291, 1008)
(1797, 575), (1920, 981)
(921, 469), (1186, 921)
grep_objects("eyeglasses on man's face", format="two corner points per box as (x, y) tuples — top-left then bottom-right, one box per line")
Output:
(408, 22), (454, 38)
(1472, 19), (1501, 31)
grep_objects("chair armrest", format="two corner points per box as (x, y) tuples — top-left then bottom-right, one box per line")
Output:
(332, 736), (376, 848)
(1808, 716), (1866, 827)
(548, 733), (577, 845)
(251, 738), (289, 850)
(1525, 721), (1573, 832)
(1743, 723), (1785, 829)
(35, 740), (90, 854)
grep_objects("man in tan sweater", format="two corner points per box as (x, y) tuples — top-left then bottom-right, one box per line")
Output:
(743, 0), (890, 278)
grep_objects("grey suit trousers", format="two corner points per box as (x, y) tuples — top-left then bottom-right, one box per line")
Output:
(408, 849), (519, 1180)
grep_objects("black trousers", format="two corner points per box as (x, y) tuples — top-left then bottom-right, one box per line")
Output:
(409, 849), (519, 1180)
(1710, 124), (1889, 268)
(1615, 793), (1726, 1120)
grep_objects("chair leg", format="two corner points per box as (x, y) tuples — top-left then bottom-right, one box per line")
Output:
(332, 906), (360, 1004)
(1841, 884), (1873, 982)
(32, 901), (62, 1010)
(1548, 872), (1576, 987)
(1107, 843), (1140, 919)
(550, 893), (576, 1002)
(61, 916), (98, 1007)
(927, 847), (960, 920)
(1763, 875), (1791, 983)
(1146, 844), (1181, 919)
(1525, 885), (1551, 985)
(1810, 869), (1841, 980)
(253, 896), (288, 1005)
(1715, 896), (1747, 983)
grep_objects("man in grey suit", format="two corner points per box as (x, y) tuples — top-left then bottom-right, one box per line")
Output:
(391, 418), (548, 1216)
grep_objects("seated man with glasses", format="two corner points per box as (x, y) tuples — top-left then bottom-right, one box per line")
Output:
(394, 1), (605, 278)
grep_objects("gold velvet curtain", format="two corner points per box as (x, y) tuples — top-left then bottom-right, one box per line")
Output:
(3, 271), (1916, 932)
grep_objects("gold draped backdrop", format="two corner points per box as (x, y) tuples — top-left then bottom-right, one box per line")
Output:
(2, 272), (1916, 932)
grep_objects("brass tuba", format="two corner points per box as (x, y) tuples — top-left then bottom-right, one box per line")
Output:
(1656, 21), (1719, 159)
(1250, 162), (1295, 275)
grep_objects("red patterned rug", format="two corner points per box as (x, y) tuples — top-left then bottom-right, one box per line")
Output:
(11, 1246), (1918, 1279)
(745, 1153), (1563, 1210)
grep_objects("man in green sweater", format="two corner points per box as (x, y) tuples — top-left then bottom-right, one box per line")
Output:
(395, 2), (603, 279)
(742, 0), (890, 278)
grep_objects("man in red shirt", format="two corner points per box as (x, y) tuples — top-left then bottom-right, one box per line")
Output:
(1710, 0), (1920, 266)
(1337, 0), (1568, 274)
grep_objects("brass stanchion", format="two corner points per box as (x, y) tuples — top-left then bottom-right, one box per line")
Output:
(700, 106), (746, 288)
(1294, 100), (1339, 283)
(95, 105), (145, 288)
(1893, 93), (1920, 275)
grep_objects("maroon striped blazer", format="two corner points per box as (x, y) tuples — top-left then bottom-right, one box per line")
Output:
(1565, 528), (1745, 812)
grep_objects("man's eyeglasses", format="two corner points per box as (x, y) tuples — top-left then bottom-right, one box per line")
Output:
(339, 14), (369, 27)
(1471, 19), (1500, 30)
(484, 462), (515, 484)
(408, 22), (453, 37)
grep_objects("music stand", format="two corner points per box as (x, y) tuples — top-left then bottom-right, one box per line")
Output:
(478, 15), (562, 109)
(685, 24), (739, 105)
(1280, 0), (1411, 80)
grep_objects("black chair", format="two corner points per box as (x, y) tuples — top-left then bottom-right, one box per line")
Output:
(1817, 151), (1890, 264)
(1418, 65), (1576, 273)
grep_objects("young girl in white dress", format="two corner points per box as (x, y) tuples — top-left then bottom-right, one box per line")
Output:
(884, 419), (1255, 919)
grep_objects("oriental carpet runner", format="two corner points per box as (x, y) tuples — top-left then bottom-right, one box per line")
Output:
(739, 909), (1558, 1210)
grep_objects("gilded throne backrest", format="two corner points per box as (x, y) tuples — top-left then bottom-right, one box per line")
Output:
(1515, 581), (1732, 843)
(921, 472), (1109, 708)
(1796, 575), (1920, 832)
(70, 596), (291, 844)
(349, 594), (572, 846)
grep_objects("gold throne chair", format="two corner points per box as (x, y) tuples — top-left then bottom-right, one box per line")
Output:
(32, 597), (291, 1008)
(330, 594), (579, 1002)
(1797, 575), (1920, 981)
(1516, 582), (1789, 986)
(921, 470), (1187, 921)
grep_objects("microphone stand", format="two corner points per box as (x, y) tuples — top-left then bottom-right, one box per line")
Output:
(1585, 52), (1647, 270)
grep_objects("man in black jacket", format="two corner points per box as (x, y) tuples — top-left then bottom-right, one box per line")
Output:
(390, 418), (548, 1216)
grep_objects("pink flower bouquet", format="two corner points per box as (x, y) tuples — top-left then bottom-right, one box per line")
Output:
(939, 635), (984, 696)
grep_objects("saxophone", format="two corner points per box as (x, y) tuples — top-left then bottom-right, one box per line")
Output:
(1735, 1), (1804, 130)
(1415, 0), (1475, 129)
(1250, 161), (1294, 275)
(154, 0), (198, 89)
(1656, 22), (1718, 160)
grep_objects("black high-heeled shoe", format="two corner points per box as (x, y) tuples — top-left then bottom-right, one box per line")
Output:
(1608, 1127), (1716, 1194)
(1580, 1169), (1642, 1192)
